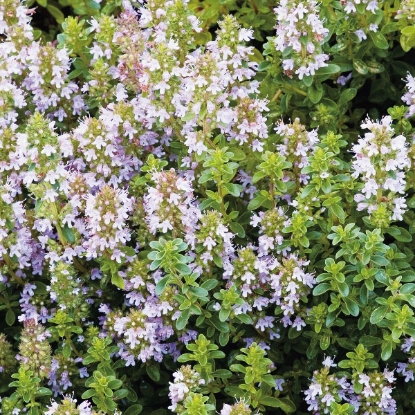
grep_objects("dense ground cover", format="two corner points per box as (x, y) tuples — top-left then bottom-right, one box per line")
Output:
(2, 0), (415, 414)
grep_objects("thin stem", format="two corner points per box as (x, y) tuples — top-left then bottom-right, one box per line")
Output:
(269, 181), (276, 209)
(202, 99), (217, 150)
(66, 335), (82, 358)
(3, 254), (25, 286)
(249, 0), (258, 14)
(205, 136), (216, 150)
(73, 257), (90, 275)
(79, 52), (90, 67)
(52, 202), (89, 275)
(271, 89), (282, 102)
(284, 85), (308, 96)
(218, 183), (227, 218)
(301, 44), (307, 60)
(327, 5), (337, 19)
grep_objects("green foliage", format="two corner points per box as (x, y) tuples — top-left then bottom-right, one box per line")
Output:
(178, 334), (225, 382)
(4, 0), (415, 413)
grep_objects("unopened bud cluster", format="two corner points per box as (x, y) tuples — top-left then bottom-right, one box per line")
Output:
(18, 318), (52, 379)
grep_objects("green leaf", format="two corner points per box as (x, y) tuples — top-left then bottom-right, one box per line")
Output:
(402, 270), (415, 282)
(155, 276), (170, 296)
(105, 397), (117, 411)
(188, 286), (209, 298)
(223, 183), (242, 197)
(258, 60), (271, 71)
(111, 272), (124, 289)
(33, 29), (42, 40)
(61, 224), (75, 244)
(201, 279), (218, 291)
(316, 64), (341, 75)
(375, 270), (389, 285)
(365, 279), (374, 292)
(35, 199), (43, 213)
(252, 171), (267, 183)
(313, 283), (331, 296)
(235, 313), (252, 324)
(212, 369), (232, 378)
(259, 396), (296, 413)
(123, 404), (143, 415)
(150, 260), (161, 271)
(47, 5), (65, 23)
(82, 389), (96, 399)
(331, 204), (346, 221)
(386, 226), (412, 242)
(210, 315), (229, 333)
(199, 172), (213, 184)
(402, 294), (415, 308)
(308, 83), (323, 104)
(353, 59), (368, 75)
(405, 326), (415, 338)
(219, 308), (230, 322)
(36, 0), (47, 6)
(366, 61), (385, 74)
(336, 338), (356, 350)
(402, 33), (415, 52)
(224, 386), (245, 400)
(62, 343), (71, 359)
(288, 327), (302, 339)
(176, 309), (191, 331)
(259, 396), (282, 408)
(371, 255), (389, 266)
(300, 184), (314, 198)
(400, 283), (415, 294)
(343, 298), (359, 316)
(382, 22), (399, 34)
(35, 387), (52, 396)
(210, 350), (225, 359)
(146, 362), (160, 382)
(277, 397), (297, 413)
(175, 263), (191, 275)
(108, 379), (123, 389)
(401, 26), (415, 36)
(302, 75), (313, 87)
(381, 341), (393, 361)
(230, 363), (246, 373)
(213, 254), (223, 268)
(83, 356), (95, 365)
(299, 235), (310, 248)
(229, 150), (245, 163)
(199, 198), (214, 210)
(338, 360), (351, 369)
(247, 194), (267, 210)
(150, 410), (167, 415)
(114, 389), (129, 399)
(370, 306), (388, 324)
(219, 331), (229, 346)
(229, 221), (246, 238)
(338, 282), (350, 297)
(199, 101), (207, 120)
(320, 334), (330, 350)
(6, 309), (15, 326)
(177, 352), (194, 363)
(369, 32), (389, 49)
(339, 88), (357, 105)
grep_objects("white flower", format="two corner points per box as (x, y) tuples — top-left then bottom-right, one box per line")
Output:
(355, 29), (367, 41)
(322, 356), (337, 368)
(203, 236), (216, 251)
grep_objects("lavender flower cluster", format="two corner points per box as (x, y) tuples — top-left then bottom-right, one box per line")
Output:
(1, 0), (415, 413)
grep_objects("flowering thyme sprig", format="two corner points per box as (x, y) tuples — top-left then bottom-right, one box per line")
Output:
(351, 116), (410, 226)
(274, 0), (329, 79)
